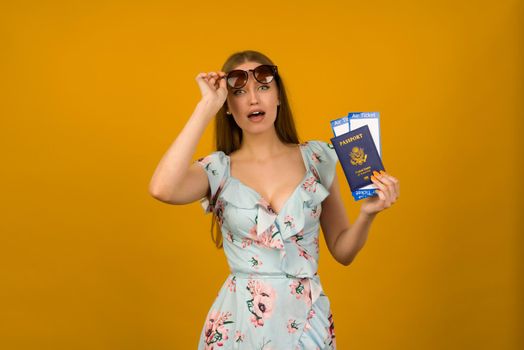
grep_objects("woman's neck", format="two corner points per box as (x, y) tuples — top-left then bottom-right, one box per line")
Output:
(237, 129), (291, 161)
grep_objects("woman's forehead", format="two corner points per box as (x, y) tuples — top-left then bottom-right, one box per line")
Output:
(231, 61), (263, 71)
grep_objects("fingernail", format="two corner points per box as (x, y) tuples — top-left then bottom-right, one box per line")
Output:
(373, 170), (380, 177)
(379, 170), (385, 175)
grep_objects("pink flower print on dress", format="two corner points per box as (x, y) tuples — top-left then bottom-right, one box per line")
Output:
(198, 155), (220, 177)
(241, 223), (258, 248)
(246, 280), (277, 328)
(256, 197), (278, 215)
(310, 205), (321, 219)
(283, 215), (295, 231)
(298, 247), (314, 261)
(249, 255), (262, 270)
(214, 198), (225, 225)
(226, 231), (234, 243)
(303, 309), (316, 332)
(307, 309), (316, 320)
(311, 151), (321, 164)
(287, 319), (300, 333)
(197, 155), (212, 167)
(257, 231), (272, 247)
(310, 164), (321, 182)
(290, 230), (314, 261)
(206, 177), (226, 216)
(290, 229), (304, 243)
(226, 275), (237, 293)
(252, 293), (273, 325)
(248, 222), (258, 239)
(241, 238), (253, 249)
(289, 279), (303, 298)
(289, 278), (312, 308)
(203, 310), (233, 349)
(302, 175), (319, 193)
(327, 312), (336, 348)
(268, 235), (284, 249)
(246, 213), (282, 250)
(250, 314), (264, 328)
(256, 224), (284, 250)
(234, 330), (245, 343)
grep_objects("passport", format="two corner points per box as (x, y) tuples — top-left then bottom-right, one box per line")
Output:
(330, 124), (385, 193)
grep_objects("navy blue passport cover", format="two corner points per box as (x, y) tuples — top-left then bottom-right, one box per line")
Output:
(330, 124), (385, 191)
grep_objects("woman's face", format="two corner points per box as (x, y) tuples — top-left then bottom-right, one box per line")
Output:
(225, 61), (280, 135)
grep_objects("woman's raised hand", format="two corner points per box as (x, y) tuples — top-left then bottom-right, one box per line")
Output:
(195, 71), (228, 107)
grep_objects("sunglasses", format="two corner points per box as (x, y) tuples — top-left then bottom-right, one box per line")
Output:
(221, 64), (278, 89)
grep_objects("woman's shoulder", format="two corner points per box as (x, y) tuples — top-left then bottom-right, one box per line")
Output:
(197, 150), (228, 162)
(300, 139), (335, 153)
(196, 150), (229, 174)
(300, 139), (338, 166)
(301, 140), (338, 188)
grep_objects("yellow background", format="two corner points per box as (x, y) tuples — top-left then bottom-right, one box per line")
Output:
(1, 0), (522, 349)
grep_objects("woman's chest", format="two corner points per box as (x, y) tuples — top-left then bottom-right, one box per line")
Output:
(231, 161), (306, 214)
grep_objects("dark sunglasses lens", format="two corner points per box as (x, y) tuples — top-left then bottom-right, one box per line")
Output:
(254, 65), (275, 84)
(227, 70), (247, 88)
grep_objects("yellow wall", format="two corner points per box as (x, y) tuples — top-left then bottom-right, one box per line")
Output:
(1, 1), (522, 349)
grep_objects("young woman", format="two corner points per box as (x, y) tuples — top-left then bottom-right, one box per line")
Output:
(149, 50), (399, 349)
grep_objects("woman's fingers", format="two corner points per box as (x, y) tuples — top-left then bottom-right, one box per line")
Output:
(371, 173), (390, 200)
(195, 72), (212, 92)
(217, 72), (226, 89)
(196, 71), (227, 95)
(371, 171), (400, 209)
(217, 74), (227, 96)
(364, 172), (400, 214)
(390, 174), (400, 197)
(380, 171), (399, 201)
(207, 72), (218, 86)
(376, 171), (398, 203)
(371, 174), (392, 207)
(371, 179), (390, 208)
(205, 71), (228, 90)
(195, 72), (207, 82)
(218, 74), (226, 87)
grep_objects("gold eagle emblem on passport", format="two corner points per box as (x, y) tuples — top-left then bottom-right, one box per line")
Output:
(350, 146), (367, 166)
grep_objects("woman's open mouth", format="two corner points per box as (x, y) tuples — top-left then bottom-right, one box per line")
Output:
(248, 111), (265, 121)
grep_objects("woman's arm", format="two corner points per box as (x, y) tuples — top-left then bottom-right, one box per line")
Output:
(149, 72), (227, 204)
(320, 171), (400, 265)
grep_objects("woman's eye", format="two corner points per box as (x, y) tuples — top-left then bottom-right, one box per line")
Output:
(232, 85), (268, 95)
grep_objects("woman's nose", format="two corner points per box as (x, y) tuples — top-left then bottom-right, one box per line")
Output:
(247, 84), (259, 104)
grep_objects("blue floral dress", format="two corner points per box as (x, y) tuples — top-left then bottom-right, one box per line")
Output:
(196, 140), (338, 350)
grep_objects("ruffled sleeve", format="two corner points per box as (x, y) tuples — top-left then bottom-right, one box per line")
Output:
(195, 151), (228, 214)
(306, 140), (339, 190)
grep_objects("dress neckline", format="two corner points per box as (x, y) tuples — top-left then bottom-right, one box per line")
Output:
(225, 143), (310, 216)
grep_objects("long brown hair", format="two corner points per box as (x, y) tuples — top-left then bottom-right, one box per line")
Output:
(209, 50), (300, 248)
